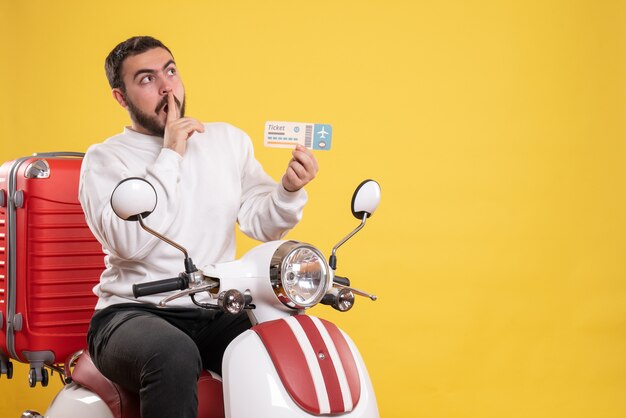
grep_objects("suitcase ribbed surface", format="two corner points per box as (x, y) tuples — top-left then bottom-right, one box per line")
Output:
(24, 198), (102, 335)
(0, 214), (6, 323)
(1, 167), (11, 360)
(1, 155), (104, 366)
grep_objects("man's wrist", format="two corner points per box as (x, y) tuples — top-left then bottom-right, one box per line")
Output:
(278, 183), (306, 201)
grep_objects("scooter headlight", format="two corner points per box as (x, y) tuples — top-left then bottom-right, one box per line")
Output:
(270, 241), (331, 309)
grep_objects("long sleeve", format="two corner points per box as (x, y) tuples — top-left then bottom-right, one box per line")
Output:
(236, 129), (308, 242)
(79, 133), (184, 261)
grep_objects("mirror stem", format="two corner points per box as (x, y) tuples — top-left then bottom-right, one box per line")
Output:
(137, 215), (189, 258)
(330, 213), (368, 270)
(137, 215), (197, 274)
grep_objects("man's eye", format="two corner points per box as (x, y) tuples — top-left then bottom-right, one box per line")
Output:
(167, 68), (177, 76)
(140, 75), (154, 84)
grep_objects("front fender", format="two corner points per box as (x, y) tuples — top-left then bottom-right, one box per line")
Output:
(44, 382), (114, 418)
(222, 316), (379, 418)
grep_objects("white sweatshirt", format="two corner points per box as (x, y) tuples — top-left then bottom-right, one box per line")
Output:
(79, 122), (307, 309)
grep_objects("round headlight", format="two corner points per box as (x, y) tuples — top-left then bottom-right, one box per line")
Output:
(270, 242), (331, 309)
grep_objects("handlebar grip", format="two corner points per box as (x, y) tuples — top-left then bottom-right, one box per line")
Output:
(334, 275), (351, 287)
(133, 276), (188, 298)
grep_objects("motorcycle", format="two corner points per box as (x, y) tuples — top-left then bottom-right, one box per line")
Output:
(22, 178), (381, 418)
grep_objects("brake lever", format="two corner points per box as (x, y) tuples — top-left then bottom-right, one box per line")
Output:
(333, 282), (377, 301)
(158, 281), (219, 307)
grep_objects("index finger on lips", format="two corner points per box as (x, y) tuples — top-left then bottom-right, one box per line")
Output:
(166, 91), (178, 123)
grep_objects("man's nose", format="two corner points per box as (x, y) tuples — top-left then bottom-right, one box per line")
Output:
(159, 78), (173, 95)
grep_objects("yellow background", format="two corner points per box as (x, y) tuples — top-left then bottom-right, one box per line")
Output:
(1, 1), (626, 417)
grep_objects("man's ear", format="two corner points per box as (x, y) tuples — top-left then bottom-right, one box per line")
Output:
(112, 88), (128, 108)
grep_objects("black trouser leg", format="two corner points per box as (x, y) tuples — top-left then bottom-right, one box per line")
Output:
(194, 312), (252, 375)
(89, 310), (202, 418)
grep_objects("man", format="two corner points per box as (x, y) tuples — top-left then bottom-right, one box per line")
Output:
(79, 36), (318, 418)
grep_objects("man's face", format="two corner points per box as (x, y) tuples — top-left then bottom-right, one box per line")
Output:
(114, 47), (186, 136)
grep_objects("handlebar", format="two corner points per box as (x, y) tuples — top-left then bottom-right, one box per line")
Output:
(133, 275), (189, 298)
(334, 275), (351, 287)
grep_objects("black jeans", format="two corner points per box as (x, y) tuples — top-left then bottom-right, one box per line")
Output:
(87, 303), (251, 418)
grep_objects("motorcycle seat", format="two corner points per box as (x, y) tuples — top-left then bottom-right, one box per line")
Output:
(71, 350), (224, 418)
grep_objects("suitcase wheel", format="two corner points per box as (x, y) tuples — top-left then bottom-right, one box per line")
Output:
(28, 367), (48, 387)
(0, 359), (13, 379)
(28, 369), (37, 387)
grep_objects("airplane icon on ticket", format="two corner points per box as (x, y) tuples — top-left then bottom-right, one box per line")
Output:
(317, 127), (329, 139)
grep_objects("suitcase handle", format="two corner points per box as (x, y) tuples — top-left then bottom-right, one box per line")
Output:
(32, 152), (84, 158)
(22, 153), (85, 180)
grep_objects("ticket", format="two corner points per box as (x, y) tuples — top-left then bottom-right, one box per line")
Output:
(264, 121), (332, 151)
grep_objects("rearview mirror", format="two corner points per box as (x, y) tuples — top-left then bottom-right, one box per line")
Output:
(351, 180), (381, 219)
(330, 179), (381, 270)
(110, 177), (157, 221)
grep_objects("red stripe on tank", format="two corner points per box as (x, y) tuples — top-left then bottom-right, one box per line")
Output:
(319, 317), (362, 408)
(252, 318), (320, 414)
(293, 315), (345, 413)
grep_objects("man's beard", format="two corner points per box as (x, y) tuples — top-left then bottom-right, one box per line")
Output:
(125, 93), (186, 137)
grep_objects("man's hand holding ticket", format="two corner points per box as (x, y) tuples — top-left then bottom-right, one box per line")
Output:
(265, 121), (324, 192)
(265, 121), (332, 151)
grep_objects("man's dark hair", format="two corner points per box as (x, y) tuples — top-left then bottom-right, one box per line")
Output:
(105, 36), (173, 91)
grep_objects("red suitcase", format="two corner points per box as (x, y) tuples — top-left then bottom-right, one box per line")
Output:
(0, 152), (104, 386)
